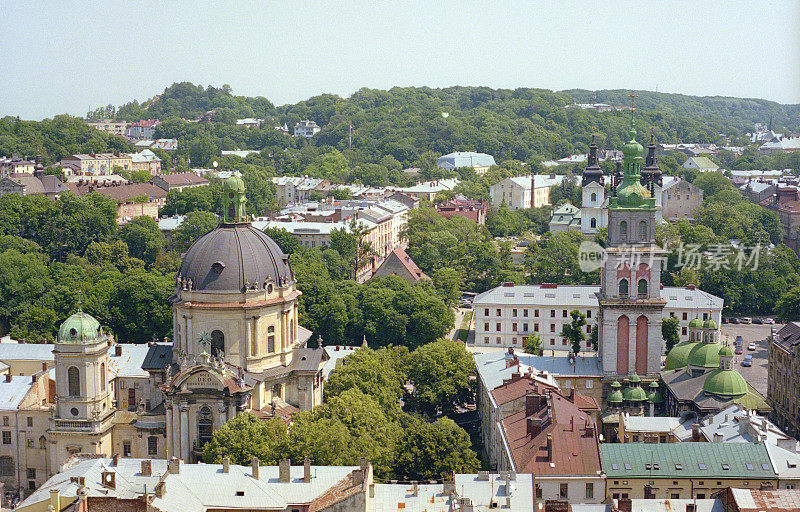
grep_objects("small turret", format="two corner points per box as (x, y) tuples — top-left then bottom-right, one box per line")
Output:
(582, 134), (604, 187)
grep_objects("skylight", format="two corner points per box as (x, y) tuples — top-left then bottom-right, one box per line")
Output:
(761, 463), (770, 470)
(675, 464), (683, 470)
(745, 463), (754, 470)
(612, 463), (619, 470)
(722, 464), (730, 470)
(624, 463), (632, 470)
(698, 463), (707, 470)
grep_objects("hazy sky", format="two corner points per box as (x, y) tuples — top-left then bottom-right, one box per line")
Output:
(2, 1), (799, 120)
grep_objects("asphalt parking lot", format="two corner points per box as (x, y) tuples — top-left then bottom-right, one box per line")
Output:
(720, 323), (779, 396)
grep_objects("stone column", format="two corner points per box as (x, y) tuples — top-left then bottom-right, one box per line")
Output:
(186, 315), (193, 356)
(172, 399), (180, 458)
(227, 398), (236, 422)
(180, 402), (189, 462)
(165, 400), (173, 458)
(183, 315), (190, 355)
(245, 316), (253, 360)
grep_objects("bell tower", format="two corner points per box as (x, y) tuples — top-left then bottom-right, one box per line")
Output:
(597, 120), (666, 379)
(50, 305), (115, 471)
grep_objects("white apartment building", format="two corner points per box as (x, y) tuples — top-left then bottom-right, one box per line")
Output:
(489, 175), (566, 210)
(272, 176), (328, 205)
(473, 283), (723, 351)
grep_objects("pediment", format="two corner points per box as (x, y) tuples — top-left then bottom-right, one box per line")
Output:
(172, 367), (226, 391)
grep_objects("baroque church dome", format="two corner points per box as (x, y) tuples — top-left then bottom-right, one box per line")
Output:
(177, 177), (293, 293)
(703, 368), (749, 396)
(687, 342), (723, 369)
(57, 308), (105, 344)
(664, 341), (698, 370)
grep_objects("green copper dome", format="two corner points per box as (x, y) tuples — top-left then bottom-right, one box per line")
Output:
(703, 369), (749, 396)
(703, 319), (718, 330)
(57, 309), (104, 344)
(688, 342), (723, 368)
(611, 380), (622, 388)
(718, 345), (734, 357)
(622, 382), (647, 402)
(648, 390), (664, 404)
(621, 127), (644, 158)
(664, 342), (698, 370)
(628, 373), (642, 383)
(608, 389), (623, 403)
(689, 317), (704, 329)
(222, 175), (246, 193)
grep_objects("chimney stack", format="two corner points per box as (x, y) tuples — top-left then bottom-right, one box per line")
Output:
(222, 457), (230, 473)
(252, 457), (260, 479)
(112, 454), (119, 466)
(154, 482), (166, 498)
(279, 458), (290, 482)
(141, 460), (151, 476)
(167, 457), (180, 474)
(4, 374), (10, 383)
(303, 458), (311, 483)
(692, 423), (701, 441)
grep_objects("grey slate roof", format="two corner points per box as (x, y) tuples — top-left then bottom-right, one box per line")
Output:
(141, 343), (174, 370)
(0, 338), (54, 362)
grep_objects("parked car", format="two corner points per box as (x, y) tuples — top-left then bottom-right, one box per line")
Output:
(740, 317), (753, 324)
(722, 317), (729, 324)
(748, 342), (757, 351)
(729, 318), (740, 324)
(742, 355), (753, 367)
(735, 336), (743, 346)
(734, 347), (743, 355)
(763, 318), (775, 324)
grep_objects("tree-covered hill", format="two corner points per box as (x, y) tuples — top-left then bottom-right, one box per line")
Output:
(4, 83), (799, 168)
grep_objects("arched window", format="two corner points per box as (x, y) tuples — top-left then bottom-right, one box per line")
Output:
(100, 363), (106, 391)
(67, 366), (80, 396)
(590, 217), (597, 229)
(639, 220), (647, 241)
(619, 221), (628, 240)
(619, 279), (629, 298)
(290, 319), (295, 340)
(39, 436), (46, 450)
(272, 383), (282, 399)
(591, 192), (597, 203)
(211, 330), (224, 358)
(197, 406), (213, 448)
(638, 279), (648, 298)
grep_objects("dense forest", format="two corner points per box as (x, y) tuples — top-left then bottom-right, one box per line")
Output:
(7, 82), (797, 170)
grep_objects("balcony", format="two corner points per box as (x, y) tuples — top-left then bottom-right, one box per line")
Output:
(53, 419), (93, 431)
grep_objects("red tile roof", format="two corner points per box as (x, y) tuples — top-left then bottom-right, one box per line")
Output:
(157, 172), (209, 186)
(501, 390), (601, 476)
(69, 183), (167, 203)
(491, 373), (556, 407)
(390, 246), (429, 280)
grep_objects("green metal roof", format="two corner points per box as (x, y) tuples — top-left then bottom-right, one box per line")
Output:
(703, 319), (718, 330)
(607, 390), (623, 403)
(688, 342), (723, 368)
(664, 341), (698, 370)
(601, 442), (777, 479)
(703, 368), (749, 396)
(57, 309), (104, 344)
(622, 384), (647, 401)
(689, 317), (704, 329)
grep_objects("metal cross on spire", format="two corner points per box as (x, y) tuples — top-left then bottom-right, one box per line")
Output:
(628, 91), (638, 110)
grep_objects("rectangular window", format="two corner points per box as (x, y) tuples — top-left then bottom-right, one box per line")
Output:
(2, 431), (10, 445)
(27, 468), (35, 479)
(682, 312), (688, 320)
(496, 309), (501, 317)
(550, 310), (556, 318)
(123, 441), (131, 457)
(523, 323), (528, 332)
(682, 327), (687, 335)
(26, 417), (32, 428)
(559, 483), (568, 499)
(484, 337), (489, 344)
(512, 309), (517, 317)
(703, 313), (708, 320)
(671, 493), (680, 499)
(484, 323), (489, 331)
(128, 388), (137, 412)
(484, 308), (489, 316)
(535, 484), (542, 499)
(587, 310), (592, 318)
(148, 436), (158, 456)
(523, 309), (528, 317)
(534, 323), (539, 332)
(550, 324), (556, 332)
(562, 310), (568, 318)
(268, 335), (275, 353)
(586, 380), (593, 388)
(585, 483), (593, 499)
(535, 310), (539, 317)
(496, 337), (501, 345)
(512, 323), (517, 331)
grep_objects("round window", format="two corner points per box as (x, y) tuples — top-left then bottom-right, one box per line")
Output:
(69, 328), (77, 337)
(70, 408), (79, 417)
(267, 283), (274, 294)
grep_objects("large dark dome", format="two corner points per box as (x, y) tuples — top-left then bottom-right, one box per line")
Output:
(178, 224), (292, 292)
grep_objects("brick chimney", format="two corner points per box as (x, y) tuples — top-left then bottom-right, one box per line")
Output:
(167, 457), (180, 474)
(617, 498), (632, 512)
(279, 458), (290, 482)
(222, 457), (230, 473)
(252, 457), (260, 479)
(692, 423), (701, 441)
(304, 458), (311, 482)
(141, 460), (151, 476)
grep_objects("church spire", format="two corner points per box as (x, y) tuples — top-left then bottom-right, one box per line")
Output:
(582, 133), (603, 187)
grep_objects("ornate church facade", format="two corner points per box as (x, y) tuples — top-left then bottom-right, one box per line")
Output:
(1, 175), (327, 493)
